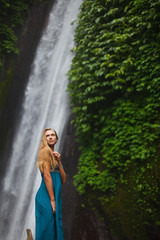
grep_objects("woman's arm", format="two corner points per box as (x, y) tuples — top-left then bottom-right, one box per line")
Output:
(53, 152), (66, 184)
(58, 161), (66, 184)
(43, 163), (56, 213)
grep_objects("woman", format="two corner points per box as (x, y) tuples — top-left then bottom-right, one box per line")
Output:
(35, 128), (66, 240)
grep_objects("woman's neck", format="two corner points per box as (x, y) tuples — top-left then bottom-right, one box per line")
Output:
(49, 145), (54, 151)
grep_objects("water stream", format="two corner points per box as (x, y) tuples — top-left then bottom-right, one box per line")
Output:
(0, 0), (82, 239)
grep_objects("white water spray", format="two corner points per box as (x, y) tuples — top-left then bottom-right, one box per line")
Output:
(0, 0), (82, 239)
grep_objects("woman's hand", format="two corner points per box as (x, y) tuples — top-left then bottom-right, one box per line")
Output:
(53, 152), (61, 165)
(50, 199), (56, 214)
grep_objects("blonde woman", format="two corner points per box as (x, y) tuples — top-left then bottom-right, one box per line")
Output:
(35, 128), (66, 240)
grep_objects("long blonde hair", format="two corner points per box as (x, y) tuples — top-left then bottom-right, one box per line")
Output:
(37, 128), (58, 173)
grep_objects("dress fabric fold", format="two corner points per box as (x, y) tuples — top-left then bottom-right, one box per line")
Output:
(35, 166), (64, 240)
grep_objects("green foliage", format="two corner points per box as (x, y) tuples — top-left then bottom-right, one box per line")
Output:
(0, 0), (47, 66)
(99, 158), (160, 240)
(0, 0), (31, 57)
(68, 0), (160, 239)
(0, 0), (48, 110)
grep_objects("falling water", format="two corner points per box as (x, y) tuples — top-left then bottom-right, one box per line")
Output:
(0, 0), (82, 239)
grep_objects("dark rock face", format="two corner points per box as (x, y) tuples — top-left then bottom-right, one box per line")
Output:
(0, 0), (55, 180)
(61, 117), (116, 240)
(71, 207), (114, 240)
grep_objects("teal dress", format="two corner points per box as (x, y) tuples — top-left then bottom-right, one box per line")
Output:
(35, 166), (64, 240)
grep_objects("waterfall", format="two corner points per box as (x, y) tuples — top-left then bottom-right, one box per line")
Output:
(0, 0), (82, 239)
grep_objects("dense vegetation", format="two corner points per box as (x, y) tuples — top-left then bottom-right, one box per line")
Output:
(68, 0), (160, 239)
(0, 0), (46, 65)
(0, 0), (47, 113)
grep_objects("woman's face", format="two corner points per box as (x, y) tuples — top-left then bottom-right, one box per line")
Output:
(45, 130), (57, 147)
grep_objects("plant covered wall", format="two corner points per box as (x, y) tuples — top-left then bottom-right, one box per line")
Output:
(0, 0), (47, 65)
(0, 0), (49, 113)
(68, 0), (160, 239)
